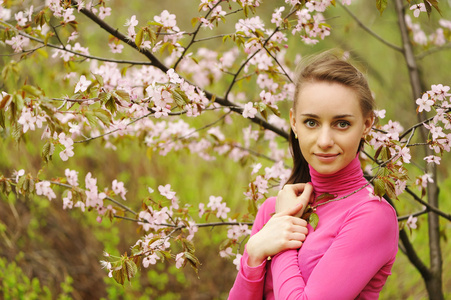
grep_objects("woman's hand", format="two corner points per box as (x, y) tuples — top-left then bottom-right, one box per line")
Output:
(276, 183), (313, 218)
(246, 203), (309, 267)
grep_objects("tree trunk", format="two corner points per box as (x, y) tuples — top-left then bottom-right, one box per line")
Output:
(394, 0), (444, 299)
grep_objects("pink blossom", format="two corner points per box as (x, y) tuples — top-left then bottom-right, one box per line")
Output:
(158, 184), (176, 200)
(406, 215), (418, 230)
(175, 252), (185, 269)
(18, 108), (36, 133)
(74, 75), (91, 93)
(374, 109), (386, 119)
(5, 35), (30, 53)
(63, 191), (74, 209)
(233, 253), (242, 271)
(424, 123), (445, 140)
(395, 179), (407, 197)
(125, 15), (138, 27)
(235, 16), (265, 36)
(154, 10), (178, 29)
(207, 195), (223, 210)
(59, 146), (74, 161)
(271, 7), (285, 26)
(200, 17), (214, 30)
(14, 169), (25, 183)
(410, 3), (426, 18)
(219, 247), (233, 258)
(251, 163), (262, 174)
(112, 179), (127, 200)
(14, 11), (27, 26)
(109, 43), (124, 53)
(416, 173), (434, 189)
(35, 181), (56, 200)
(430, 84), (450, 101)
(216, 202), (230, 219)
(100, 260), (113, 277)
(65, 169), (79, 187)
(142, 254), (159, 267)
(424, 155), (441, 165)
(439, 19), (451, 30)
(242, 102), (257, 119)
(63, 8), (75, 23)
(98, 7), (111, 20)
(198, 203), (205, 218)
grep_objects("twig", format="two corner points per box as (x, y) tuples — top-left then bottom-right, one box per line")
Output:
(173, 1), (223, 70)
(49, 181), (137, 215)
(404, 187), (451, 221)
(397, 208), (429, 222)
(340, 4), (403, 52)
(0, 23), (156, 66)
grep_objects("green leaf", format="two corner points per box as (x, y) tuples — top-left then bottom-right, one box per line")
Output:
(0, 109), (5, 129)
(310, 212), (319, 231)
(373, 178), (385, 197)
(84, 111), (98, 128)
(22, 85), (43, 97)
(94, 109), (112, 126)
(41, 141), (54, 163)
(135, 28), (144, 47)
(184, 251), (200, 273)
(384, 180), (397, 200)
(316, 192), (336, 202)
(98, 91), (112, 103)
(113, 90), (130, 103)
(0, 94), (11, 109)
(93, 73), (104, 86)
(376, 0), (387, 15)
(112, 267), (125, 285)
(124, 260), (138, 281)
(172, 89), (188, 108)
(11, 122), (22, 141)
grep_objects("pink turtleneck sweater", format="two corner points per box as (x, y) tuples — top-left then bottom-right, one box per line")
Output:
(228, 156), (399, 299)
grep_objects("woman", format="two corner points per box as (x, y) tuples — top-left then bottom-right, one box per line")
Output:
(228, 53), (399, 299)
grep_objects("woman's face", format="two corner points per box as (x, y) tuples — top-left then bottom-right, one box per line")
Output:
(290, 81), (374, 175)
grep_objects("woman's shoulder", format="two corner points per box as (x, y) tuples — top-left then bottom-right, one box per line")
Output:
(348, 190), (399, 229)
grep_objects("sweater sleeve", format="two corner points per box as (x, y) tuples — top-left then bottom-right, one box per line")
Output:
(228, 197), (276, 300)
(270, 200), (399, 300)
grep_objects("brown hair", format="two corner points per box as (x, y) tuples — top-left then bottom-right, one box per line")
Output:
(286, 51), (375, 184)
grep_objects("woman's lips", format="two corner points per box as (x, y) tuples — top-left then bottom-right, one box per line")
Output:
(314, 153), (339, 163)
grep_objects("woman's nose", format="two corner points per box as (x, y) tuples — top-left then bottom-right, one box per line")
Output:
(317, 128), (334, 149)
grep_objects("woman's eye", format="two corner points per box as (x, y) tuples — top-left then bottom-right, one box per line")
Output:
(337, 121), (350, 129)
(305, 120), (317, 128)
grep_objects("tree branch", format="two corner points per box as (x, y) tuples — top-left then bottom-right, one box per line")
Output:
(173, 1), (222, 70)
(404, 187), (451, 222)
(340, 4), (403, 52)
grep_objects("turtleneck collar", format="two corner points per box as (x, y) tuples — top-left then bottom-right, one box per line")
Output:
(309, 154), (368, 200)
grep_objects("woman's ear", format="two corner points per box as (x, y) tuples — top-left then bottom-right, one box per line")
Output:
(289, 108), (297, 136)
(362, 114), (375, 136)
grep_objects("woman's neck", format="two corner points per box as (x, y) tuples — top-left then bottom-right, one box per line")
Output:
(309, 154), (368, 201)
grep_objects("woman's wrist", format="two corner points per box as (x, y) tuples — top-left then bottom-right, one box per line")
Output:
(246, 239), (267, 267)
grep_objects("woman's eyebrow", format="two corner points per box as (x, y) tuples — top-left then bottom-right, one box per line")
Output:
(299, 113), (355, 119)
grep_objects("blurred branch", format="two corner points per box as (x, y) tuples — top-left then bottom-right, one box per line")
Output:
(0, 24), (156, 66)
(404, 187), (451, 221)
(416, 43), (451, 60)
(78, 5), (169, 72)
(173, 1), (223, 70)
(397, 208), (428, 221)
(49, 181), (137, 215)
(114, 215), (253, 228)
(340, 4), (403, 52)
(224, 8), (297, 101)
